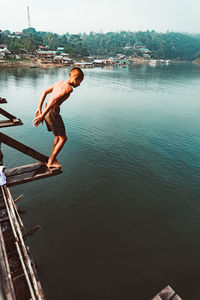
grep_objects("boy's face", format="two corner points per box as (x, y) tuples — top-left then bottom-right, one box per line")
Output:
(70, 72), (83, 88)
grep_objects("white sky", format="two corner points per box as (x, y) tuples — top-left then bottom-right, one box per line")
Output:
(1, 0), (200, 34)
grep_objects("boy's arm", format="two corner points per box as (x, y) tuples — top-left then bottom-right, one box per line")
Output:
(33, 85), (72, 127)
(35, 84), (55, 117)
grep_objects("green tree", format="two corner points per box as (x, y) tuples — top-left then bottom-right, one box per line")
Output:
(24, 38), (37, 53)
(45, 33), (56, 50)
(22, 27), (37, 35)
(9, 38), (24, 54)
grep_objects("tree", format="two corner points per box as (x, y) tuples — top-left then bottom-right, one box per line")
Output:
(45, 33), (56, 50)
(63, 34), (89, 57)
(24, 38), (37, 53)
(9, 38), (24, 54)
(22, 27), (37, 36)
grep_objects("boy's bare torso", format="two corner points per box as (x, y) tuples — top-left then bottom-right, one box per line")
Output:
(48, 80), (73, 108)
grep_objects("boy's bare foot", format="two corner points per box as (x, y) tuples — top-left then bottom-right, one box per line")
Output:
(47, 161), (62, 168)
(47, 157), (62, 168)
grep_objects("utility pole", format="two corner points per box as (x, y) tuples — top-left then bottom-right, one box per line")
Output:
(27, 6), (31, 28)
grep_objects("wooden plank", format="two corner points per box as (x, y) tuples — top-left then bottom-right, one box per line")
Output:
(0, 226), (16, 300)
(0, 187), (45, 299)
(0, 120), (23, 128)
(5, 162), (62, 187)
(0, 132), (48, 163)
(0, 98), (7, 104)
(152, 286), (182, 300)
(1, 186), (41, 300)
(0, 108), (21, 122)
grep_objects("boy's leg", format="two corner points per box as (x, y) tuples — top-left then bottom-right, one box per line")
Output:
(47, 134), (67, 168)
(51, 136), (60, 163)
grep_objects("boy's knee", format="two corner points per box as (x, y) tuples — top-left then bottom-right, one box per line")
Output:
(61, 134), (67, 143)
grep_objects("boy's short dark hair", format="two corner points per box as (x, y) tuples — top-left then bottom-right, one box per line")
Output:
(69, 67), (84, 80)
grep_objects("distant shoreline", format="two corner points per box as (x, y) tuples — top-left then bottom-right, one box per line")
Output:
(0, 60), (66, 69)
(0, 58), (192, 69)
(192, 59), (200, 64)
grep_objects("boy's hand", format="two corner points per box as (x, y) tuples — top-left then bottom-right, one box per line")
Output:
(35, 108), (42, 117)
(33, 114), (44, 127)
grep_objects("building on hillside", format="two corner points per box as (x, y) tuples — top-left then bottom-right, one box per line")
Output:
(138, 47), (150, 53)
(0, 44), (8, 49)
(38, 45), (48, 50)
(143, 53), (151, 59)
(117, 54), (126, 59)
(62, 57), (73, 65)
(14, 32), (22, 36)
(93, 59), (104, 66)
(114, 59), (130, 65)
(0, 45), (9, 59)
(56, 47), (64, 53)
(134, 45), (150, 54)
(53, 56), (63, 63)
(8, 34), (16, 38)
(102, 57), (115, 65)
(62, 52), (69, 57)
(37, 50), (56, 63)
(37, 50), (56, 57)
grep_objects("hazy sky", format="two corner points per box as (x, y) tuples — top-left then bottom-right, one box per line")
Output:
(1, 0), (200, 34)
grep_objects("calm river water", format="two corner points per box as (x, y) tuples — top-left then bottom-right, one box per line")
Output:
(0, 63), (200, 299)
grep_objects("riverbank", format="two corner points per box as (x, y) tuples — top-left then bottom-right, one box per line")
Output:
(192, 58), (200, 64)
(0, 58), (190, 69)
(0, 57), (150, 69)
(0, 59), (65, 68)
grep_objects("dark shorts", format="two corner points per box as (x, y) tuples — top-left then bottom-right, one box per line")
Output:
(44, 107), (66, 136)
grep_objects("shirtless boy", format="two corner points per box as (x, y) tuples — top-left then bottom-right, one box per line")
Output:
(34, 67), (84, 168)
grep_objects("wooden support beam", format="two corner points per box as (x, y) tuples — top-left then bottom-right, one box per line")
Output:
(0, 98), (7, 104)
(14, 194), (24, 204)
(5, 162), (62, 187)
(0, 108), (21, 122)
(0, 132), (48, 163)
(0, 120), (23, 128)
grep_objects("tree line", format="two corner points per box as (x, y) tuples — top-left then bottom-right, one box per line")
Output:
(1, 27), (200, 60)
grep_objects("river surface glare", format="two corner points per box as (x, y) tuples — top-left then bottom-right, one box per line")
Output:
(0, 63), (200, 299)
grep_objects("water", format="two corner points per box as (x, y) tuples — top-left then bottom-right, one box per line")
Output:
(1, 63), (200, 299)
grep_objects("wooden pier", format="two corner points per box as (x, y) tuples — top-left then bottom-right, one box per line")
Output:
(0, 185), (44, 300)
(0, 97), (62, 299)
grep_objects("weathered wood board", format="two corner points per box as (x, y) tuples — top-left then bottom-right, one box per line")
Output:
(0, 119), (23, 128)
(0, 98), (7, 104)
(5, 163), (62, 186)
(0, 132), (49, 163)
(0, 108), (22, 122)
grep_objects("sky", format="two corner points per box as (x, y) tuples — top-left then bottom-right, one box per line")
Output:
(1, 0), (200, 35)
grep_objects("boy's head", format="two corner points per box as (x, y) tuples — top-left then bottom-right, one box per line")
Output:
(69, 67), (84, 88)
